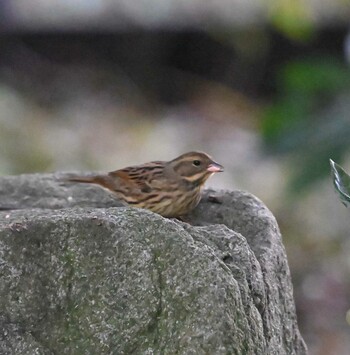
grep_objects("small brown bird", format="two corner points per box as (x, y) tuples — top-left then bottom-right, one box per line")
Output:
(68, 151), (223, 217)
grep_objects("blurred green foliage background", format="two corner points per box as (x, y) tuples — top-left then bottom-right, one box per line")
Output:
(1, 1), (350, 354)
(262, 58), (350, 192)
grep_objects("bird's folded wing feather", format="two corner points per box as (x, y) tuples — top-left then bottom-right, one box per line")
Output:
(109, 164), (166, 193)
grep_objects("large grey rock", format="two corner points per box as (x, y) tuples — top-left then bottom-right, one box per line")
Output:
(0, 173), (307, 354)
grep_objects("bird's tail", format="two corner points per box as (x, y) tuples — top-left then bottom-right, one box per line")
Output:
(66, 174), (117, 190)
(68, 175), (98, 184)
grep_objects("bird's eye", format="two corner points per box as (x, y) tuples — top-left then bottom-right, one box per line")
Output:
(193, 160), (201, 167)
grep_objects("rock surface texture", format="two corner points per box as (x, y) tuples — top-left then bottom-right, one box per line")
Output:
(0, 173), (307, 354)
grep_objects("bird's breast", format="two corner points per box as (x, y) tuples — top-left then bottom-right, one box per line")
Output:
(132, 184), (202, 217)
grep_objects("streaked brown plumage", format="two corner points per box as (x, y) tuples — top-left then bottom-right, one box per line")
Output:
(67, 151), (223, 217)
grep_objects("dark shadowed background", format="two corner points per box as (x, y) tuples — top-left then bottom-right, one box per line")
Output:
(1, 1), (350, 353)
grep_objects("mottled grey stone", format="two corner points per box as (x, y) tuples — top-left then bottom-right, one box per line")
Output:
(0, 173), (307, 354)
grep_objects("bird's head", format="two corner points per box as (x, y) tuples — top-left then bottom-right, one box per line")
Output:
(169, 151), (224, 186)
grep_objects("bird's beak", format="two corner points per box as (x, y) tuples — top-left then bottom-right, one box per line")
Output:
(207, 162), (224, 173)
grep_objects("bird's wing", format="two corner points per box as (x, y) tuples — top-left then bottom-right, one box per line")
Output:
(108, 161), (166, 193)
